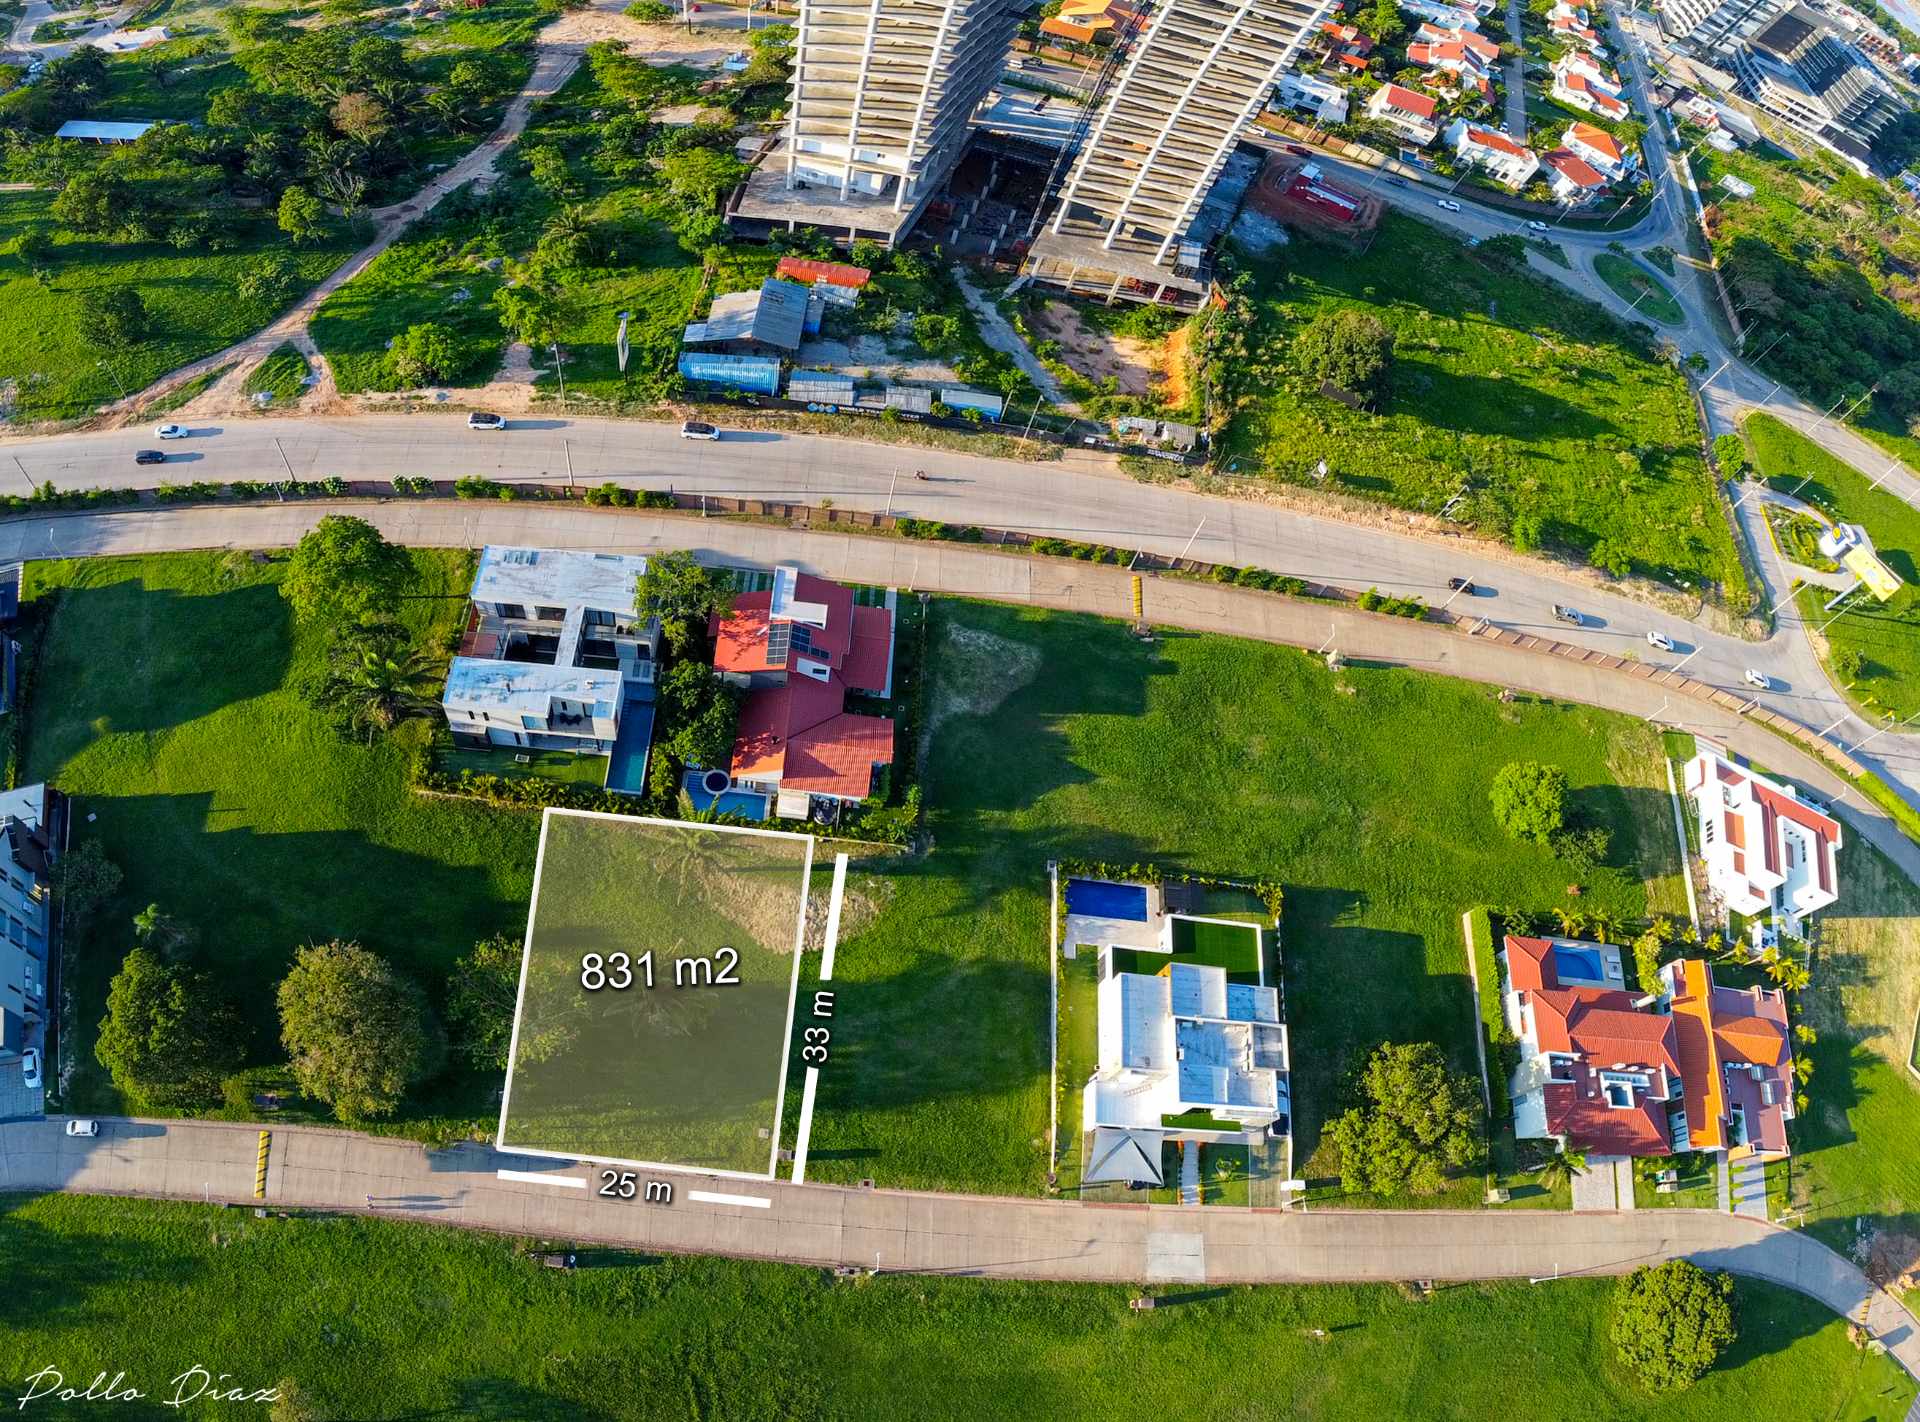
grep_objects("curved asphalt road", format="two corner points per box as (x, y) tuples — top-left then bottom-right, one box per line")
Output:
(5, 416), (1918, 815)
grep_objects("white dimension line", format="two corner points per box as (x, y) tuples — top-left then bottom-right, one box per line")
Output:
(495, 1169), (588, 1189)
(687, 1189), (773, 1209)
(791, 852), (850, 1185)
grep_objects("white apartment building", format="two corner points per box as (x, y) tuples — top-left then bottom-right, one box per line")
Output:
(1686, 746), (1843, 925)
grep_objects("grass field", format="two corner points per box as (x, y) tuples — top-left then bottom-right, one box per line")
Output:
(3, 1194), (1912, 1420)
(794, 600), (1688, 1201)
(1219, 216), (1746, 597)
(1593, 253), (1685, 326)
(0, 194), (362, 423)
(22, 552), (537, 1134)
(240, 344), (311, 408)
(1743, 413), (1920, 718)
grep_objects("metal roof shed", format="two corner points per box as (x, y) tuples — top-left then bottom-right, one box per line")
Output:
(884, 385), (933, 414)
(54, 119), (160, 143)
(787, 370), (855, 404)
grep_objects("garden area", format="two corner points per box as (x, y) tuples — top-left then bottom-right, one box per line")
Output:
(1741, 412), (1920, 718)
(790, 597), (1690, 1202)
(1213, 215), (1750, 601)
(4, 1193), (1911, 1421)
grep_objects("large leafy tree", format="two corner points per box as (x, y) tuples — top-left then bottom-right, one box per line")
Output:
(633, 549), (736, 654)
(281, 514), (412, 627)
(387, 322), (459, 386)
(1489, 760), (1568, 845)
(277, 941), (442, 1121)
(52, 169), (130, 237)
(1612, 1261), (1738, 1391)
(1294, 307), (1396, 404)
(96, 947), (246, 1109)
(77, 287), (150, 351)
(277, 185), (328, 244)
(1327, 1041), (1480, 1196)
(446, 935), (524, 1071)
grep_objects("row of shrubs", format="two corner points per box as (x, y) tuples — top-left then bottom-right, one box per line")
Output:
(1030, 537), (1139, 564)
(1055, 858), (1284, 922)
(1208, 564), (1310, 596)
(583, 483), (677, 510)
(898, 518), (985, 542)
(1356, 587), (1428, 619)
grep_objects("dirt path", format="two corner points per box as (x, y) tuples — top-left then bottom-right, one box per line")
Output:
(106, 0), (640, 425)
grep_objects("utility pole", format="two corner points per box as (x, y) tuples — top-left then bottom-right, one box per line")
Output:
(272, 436), (295, 500)
(9, 455), (32, 496)
(563, 438), (574, 492)
(551, 342), (567, 403)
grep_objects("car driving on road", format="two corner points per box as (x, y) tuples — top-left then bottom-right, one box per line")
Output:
(1646, 630), (1674, 651)
(467, 411), (507, 431)
(1437, 198), (1462, 212)
(680, 420), (720, 441)
(134, 449), (166, 465)
(66, 1119), (99, 1137)
(1552, 604), (1581, 625)
(1526, 220), (1549, 232)
(155, 423), (187, 439)
(1447, 577), (1475, 593)
(1744, 668), (1771, 690)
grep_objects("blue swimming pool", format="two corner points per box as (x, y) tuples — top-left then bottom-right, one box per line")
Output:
(1065, 878), (1148, 921)
(1554, 945), (1607, 983)
(603, 698), (656, 796)
(681, 769), (770, 820)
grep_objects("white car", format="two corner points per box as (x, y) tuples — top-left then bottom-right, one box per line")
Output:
(1646, 630), (1674, 651)
(1526, 220), (1549, 232)
(66, 1119), (99, 1138)
(680, 420), (720, 441)
(154, 423), (188, 440)
(1744, 668), (1771, 690)
(1437, 198), (1462, 212)
(466, 411), (507, 431)
(20, 1046), (40, 1089)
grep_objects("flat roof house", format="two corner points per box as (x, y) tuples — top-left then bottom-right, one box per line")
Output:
(0, 784), (61, 1089)
(441, 547), (662, 791)
(1685, 746), (1842, 925)
(711, 565), (896, 819)
(1366, 82), (1443, 145)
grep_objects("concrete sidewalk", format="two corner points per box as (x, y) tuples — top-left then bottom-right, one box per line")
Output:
(0, 1116), (1912, 1381)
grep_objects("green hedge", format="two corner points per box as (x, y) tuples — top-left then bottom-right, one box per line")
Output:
(1467, 906), (1516, 1121)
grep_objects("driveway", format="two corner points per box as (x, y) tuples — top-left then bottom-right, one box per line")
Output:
(0, 1055), (42, 1120)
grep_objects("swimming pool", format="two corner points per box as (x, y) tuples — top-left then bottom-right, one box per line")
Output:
(681, 769), (770, 820)
(1065, 878), (1149, 921)
(603, 698), (656, 796)
(1554, 945), (1607, 983)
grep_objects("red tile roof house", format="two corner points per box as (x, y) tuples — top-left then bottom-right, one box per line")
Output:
(711, 565), (896, 818)
(1561, 119), (1636, 179)
(1364, 83), (1441, 146)
(1500, 935), (1797, 1161)
(1541, 147), (1609, 204)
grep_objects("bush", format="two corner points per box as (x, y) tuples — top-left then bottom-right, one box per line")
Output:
(1611, 1261), (1737, 1392)
(1355, 587), (1426, 618)
(1490, 760), (1567, 844)
(454, 476), (507, 500)
(625, 0), (674, 16)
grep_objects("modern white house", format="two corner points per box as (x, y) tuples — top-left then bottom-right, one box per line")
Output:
(1274, 69), (1352, 123)
(441, 548), (661, 789)
(1685, 745), (1843, 926)
(0, 784), (60, 1094)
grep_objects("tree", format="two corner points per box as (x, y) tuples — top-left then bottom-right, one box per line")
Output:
(1611, 1260), (1737, 1391)
(329, 92), (390, 145)
(387, 322), (458, 386)
(54, 838), (122, 941)
(493, 267), (566, 345)
(1326, 1041), (1480, 1196)
(447, 934), (524, 1070)
(95, 947), (245, 1108)
(524, 144), (579, 201)
(1476, 233), (1528, 273)
(1537, 1145), (1586, 1193)
(277, 941), (442, 1121)
(306, 627), (439, 739)
(52, 169), (130, 237)
(133, 901), (194, 961)
(1490, 760), (1568, 844)
(281, 514), (412, 627)
(659, 146), (749, 208)
(237, 252), (298, 310)
(278, 185), (327, 244)
(1831, 646), (1865, 682)
(77, 287), (150, 351)
(658, 658), (742, 769)
(632, 549), (735, 653)
(1293, 307), (1395, 404)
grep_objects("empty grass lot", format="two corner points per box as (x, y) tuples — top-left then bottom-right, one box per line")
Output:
(240, 343), (312, 408)
(2, 1194), (1911, 1421)
(21, 552), (539, 1133)
(791, 600), (1688, 1201)
(1593, 252), (1685, 326)
(1219, 216), (1746, 596)
(1743, 413), (1920, 718)
(0, 194), (361, 423)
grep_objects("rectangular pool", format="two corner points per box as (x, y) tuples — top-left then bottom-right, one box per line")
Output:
(1065, 878), (1148, 921)
(682, 769), (770, 820)
(1553, 945), (1607, 983)
(604, 698), (657, 796)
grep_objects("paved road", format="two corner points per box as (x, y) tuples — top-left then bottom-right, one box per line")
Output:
(7, 415), (1919, 812)
(1, 1116), (1914, 1380)
(4, 497), (1917, 888)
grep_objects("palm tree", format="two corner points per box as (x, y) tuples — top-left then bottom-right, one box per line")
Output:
(1587, 910), (1620, 945)
(1538, 1147), (1587, 1194)
(1552, 907), (1587, 938)
(333, 641), (438, 740)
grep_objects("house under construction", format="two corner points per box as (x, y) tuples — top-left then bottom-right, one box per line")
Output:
(729, 0), (1025, 246)
(1023, 0), (1334, 307)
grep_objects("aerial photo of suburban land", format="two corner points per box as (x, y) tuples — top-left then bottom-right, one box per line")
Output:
(4, 0), (1920, 1414)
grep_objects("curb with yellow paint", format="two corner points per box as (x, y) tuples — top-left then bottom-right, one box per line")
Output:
(254, 1130), (270, 1199)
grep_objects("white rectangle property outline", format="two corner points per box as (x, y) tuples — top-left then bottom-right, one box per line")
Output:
(495, 1168), (589, 1188)
(495, 806), (816, 1183)
(791, 852), (850, 1183)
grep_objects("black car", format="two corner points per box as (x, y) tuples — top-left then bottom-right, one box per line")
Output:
(1447, 577), (1475, 593)
(134, 449), (166, 465)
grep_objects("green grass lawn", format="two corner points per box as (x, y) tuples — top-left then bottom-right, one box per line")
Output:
(0, 193), (362, 423)
(240, 343), (311, 408)
(21, 551), (538, 1135)
(1593, 252), (1685, 325)
(1743, 412), (1920, 718)
(2, 1193), (1911, 1421)
(440, 743), (610, 788)
(795, 599), (1689, 1200)
(1219, 215), (1746, 598)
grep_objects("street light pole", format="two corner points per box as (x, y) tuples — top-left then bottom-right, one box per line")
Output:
(1175, 516), (1208, 564)
(552, 342), (567, 403)
(9, 455), (33, 496)
(1848, 706), (1920, 754)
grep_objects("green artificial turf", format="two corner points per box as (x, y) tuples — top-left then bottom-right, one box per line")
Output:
(0, 1193), (1911, 1421)
(792, 599), (1689, 1200)
(21, 551), (536, 1136)
(1218, 215), (1746, 597)
(1743, 412), (1920, 717)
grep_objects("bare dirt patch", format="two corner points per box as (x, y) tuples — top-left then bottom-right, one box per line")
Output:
(552, 10), (739, 67)
(1852, 1224), (1920, 1293)
(929, 623), (1043, 736)
(1028, 300), (1161, 397)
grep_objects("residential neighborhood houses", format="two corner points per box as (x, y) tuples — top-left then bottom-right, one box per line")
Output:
(1552, 50), (1632, 119)
(1447, 119), (1542, 187)
(1686, 745), (1844, 930)
(1367, 82), (1445, 146)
